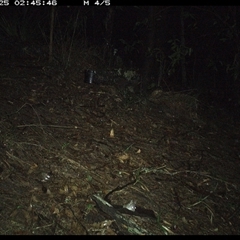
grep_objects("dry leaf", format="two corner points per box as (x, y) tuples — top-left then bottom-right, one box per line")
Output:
(182, 217), (188, 224)
(27, 163), (38, 174)
(70, 185), (78, 191)
(118, 153), (129, 163)
(65, 209), (73, 218)
(28, 98), (36, 103)
(52, 207), (60, 215)
(110, 128), (114, 138)
(64, 185), (69, 193)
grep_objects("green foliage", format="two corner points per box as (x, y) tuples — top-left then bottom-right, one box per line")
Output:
(119, 38), (142, 55)
(168, 39), (192, 75)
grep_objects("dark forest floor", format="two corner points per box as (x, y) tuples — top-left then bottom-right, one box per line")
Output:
(0, 49), (240, 235)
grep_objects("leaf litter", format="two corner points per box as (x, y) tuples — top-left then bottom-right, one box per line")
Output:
(0, 52), (240, 235)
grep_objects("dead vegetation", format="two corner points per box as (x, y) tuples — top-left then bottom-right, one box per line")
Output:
(0, 50), (240, 235)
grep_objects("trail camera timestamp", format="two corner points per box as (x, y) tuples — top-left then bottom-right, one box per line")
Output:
(0, 0), (57, 5)
(0, 0), (9, 5)
(13, 0), (57, 6)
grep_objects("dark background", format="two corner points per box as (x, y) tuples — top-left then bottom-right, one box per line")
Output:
(0, 5), (239, 117)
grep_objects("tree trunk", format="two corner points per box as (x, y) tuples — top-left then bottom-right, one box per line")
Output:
(141, 6), (156, 93)
(49, 6), (55, 63)
(103, 7), (115, 66)
(180, 7), (187, 88)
